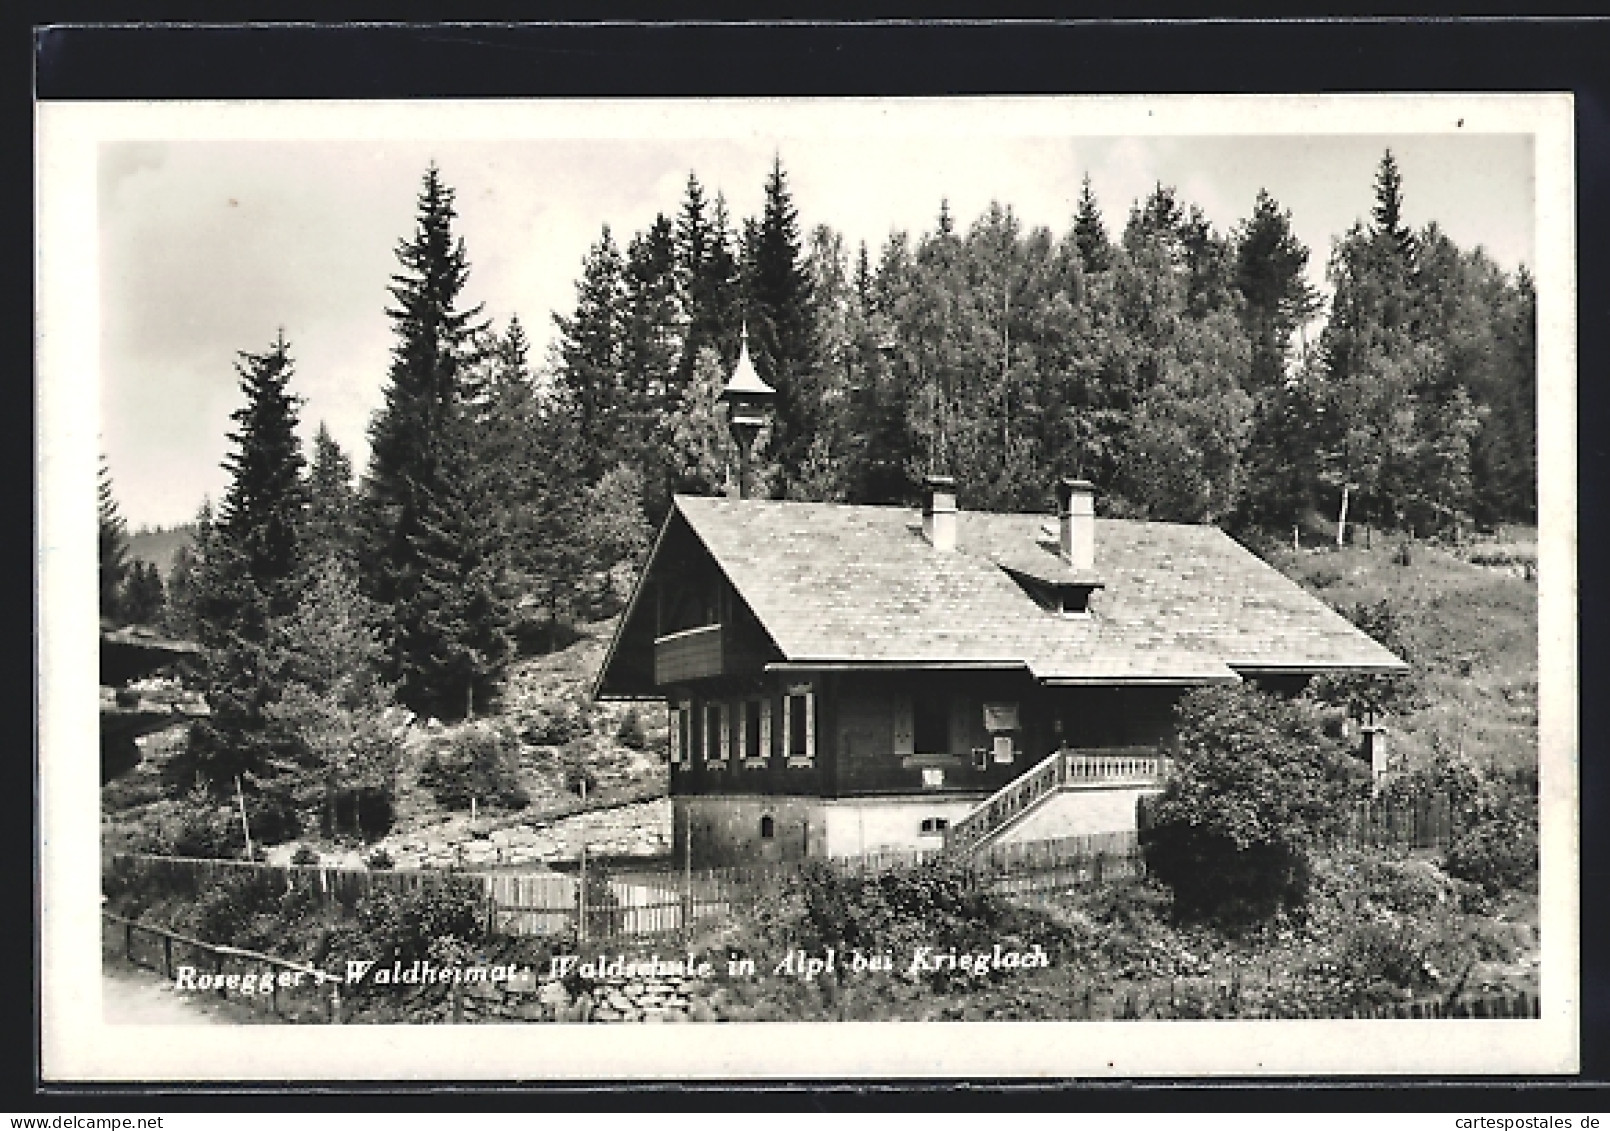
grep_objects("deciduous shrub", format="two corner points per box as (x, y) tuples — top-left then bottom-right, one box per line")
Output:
(752, 860), (1072, 991)
(181, 869), (288, 945)
(559, 738), (601, 797)
(1445, 809), (1537, 895)
(341, 877), (488, 971)
(164, 796), (247, 859)
(615, 707), (647, 750)
(1141, 685), (1369, 926)
(519, 695), (590, 747)
(418, 725), (529, 811)
(1309, 599), (1422, 719)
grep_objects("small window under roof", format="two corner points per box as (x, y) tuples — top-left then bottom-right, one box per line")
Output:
(1007, 572), (1097, 615)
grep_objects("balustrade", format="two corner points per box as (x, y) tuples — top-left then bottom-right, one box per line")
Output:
(946, 746), (1170, 856)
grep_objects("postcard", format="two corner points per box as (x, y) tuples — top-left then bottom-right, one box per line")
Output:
(38, 91), (1577, 1081)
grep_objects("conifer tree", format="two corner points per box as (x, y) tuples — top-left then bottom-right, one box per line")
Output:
(182, 334), (310, 796)
(1072, 175), (1113, 274)
(305, 424), (358, 567)
(554, 225), (626, 483)
(744, 156), (818, 485)
(362, 165), (486, 617)
(98, 456), (130, 623)
(121, 561), (167, 625)
(397, 412), (513, 719)
(215, 331), (308, 614)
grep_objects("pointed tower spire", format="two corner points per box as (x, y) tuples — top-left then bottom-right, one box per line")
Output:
(719, 322), (777, 499)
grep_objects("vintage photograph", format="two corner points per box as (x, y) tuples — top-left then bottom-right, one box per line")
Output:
(38, 94), (1576, 1079)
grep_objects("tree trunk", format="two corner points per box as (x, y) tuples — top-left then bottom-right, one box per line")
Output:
(1336, 483), (1351, 548)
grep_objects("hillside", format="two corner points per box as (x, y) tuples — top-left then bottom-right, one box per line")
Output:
(102, 618), (673, 868)
(1260, 529), (1538, 775)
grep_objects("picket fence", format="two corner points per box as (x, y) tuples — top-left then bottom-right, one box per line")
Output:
(107, 791), (1458, 943)
(110, 830), (1145, 942)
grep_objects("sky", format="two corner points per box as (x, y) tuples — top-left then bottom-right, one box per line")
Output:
(93, 106), (1536, 530)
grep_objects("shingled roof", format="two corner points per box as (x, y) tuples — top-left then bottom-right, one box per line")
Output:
(601, 494), (1407, 692)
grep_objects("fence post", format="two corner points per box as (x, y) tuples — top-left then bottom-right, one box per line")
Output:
(329, 979), (343, 1024)
(577, 844), (588, 945)
(124, 921), (134, 964)
(163, 934), (173, 980)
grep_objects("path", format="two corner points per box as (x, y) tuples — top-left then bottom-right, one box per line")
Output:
(102, 962), (268, 1025)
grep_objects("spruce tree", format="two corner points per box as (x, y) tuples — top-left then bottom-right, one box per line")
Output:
(98, 456), (130, 624)
(121, 561), (167, 625)
(216, 331), (308, 614)
(398, 411), (513, 719)
(362, 165), (486, 616)
(744, 156), (818, 485)
(620, 215), (684, 511)
(305, 423), (358, 567)
(181, 334), (310, 798)
(1072, 175), (1113, 274)
(1371, 149), (1417, 262)
(553, 225), (626, 483)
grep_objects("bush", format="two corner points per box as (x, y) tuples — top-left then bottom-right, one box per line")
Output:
(333, 785), (396, 840)
(245, 791), (302, 846)
(290, 844), (321, 866)
(559, 738), (600, 797)
(1309, 599), (1422, 720)
(615, 707), (647, 750)
(1445, 810), (1538, 895)
(180, 869), (288, 945)
(1141, 685), (1368, 926)
(520, 696), (591, 747)
(350, 877), (488, 970)
(418, 725), (530, 811)
(165, 798), (247, 859)
(365, 846), (395, 871)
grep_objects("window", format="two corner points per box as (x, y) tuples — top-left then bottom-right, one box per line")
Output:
(914, 694), (948, 754)
(671, 702), (691, 765)
(760, 815), (775, 839)
(705, 701), (727, 764)
(919, 817), (949, 835)
(743, 698), (766, 766)
(783, 684), (815, 764)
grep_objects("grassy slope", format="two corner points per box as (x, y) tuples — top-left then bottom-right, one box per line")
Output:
(1258, 534), (1538, 776)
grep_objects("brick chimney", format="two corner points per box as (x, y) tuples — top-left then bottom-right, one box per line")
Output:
(1056, 477), (1096, 570)
(922, 475), (957, 551)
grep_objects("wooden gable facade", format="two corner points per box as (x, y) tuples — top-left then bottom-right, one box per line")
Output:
(595, 486), (1407, 865)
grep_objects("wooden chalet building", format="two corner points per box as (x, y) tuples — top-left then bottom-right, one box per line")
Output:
(594, 477), (1407, 867)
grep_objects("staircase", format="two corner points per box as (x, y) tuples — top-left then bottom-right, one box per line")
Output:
(944, 746), (1169, 857)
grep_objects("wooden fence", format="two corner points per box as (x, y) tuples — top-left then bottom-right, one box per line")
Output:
(106, 796), (1455, 946)
(110, 831), (1146, 942)
(104, 910), (345, 1023)
(1338, 792), (1461, 852)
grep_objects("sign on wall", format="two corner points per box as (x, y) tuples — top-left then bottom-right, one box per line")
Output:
(982, 701), (1019, 732)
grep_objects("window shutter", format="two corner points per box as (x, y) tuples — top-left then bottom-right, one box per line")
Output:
(759, 698), (772, 759)
(892, 696), (915, 759)
(804, 690), (815, 758)
(718, 702), (730, 760)
(949, 697), (971, 758)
